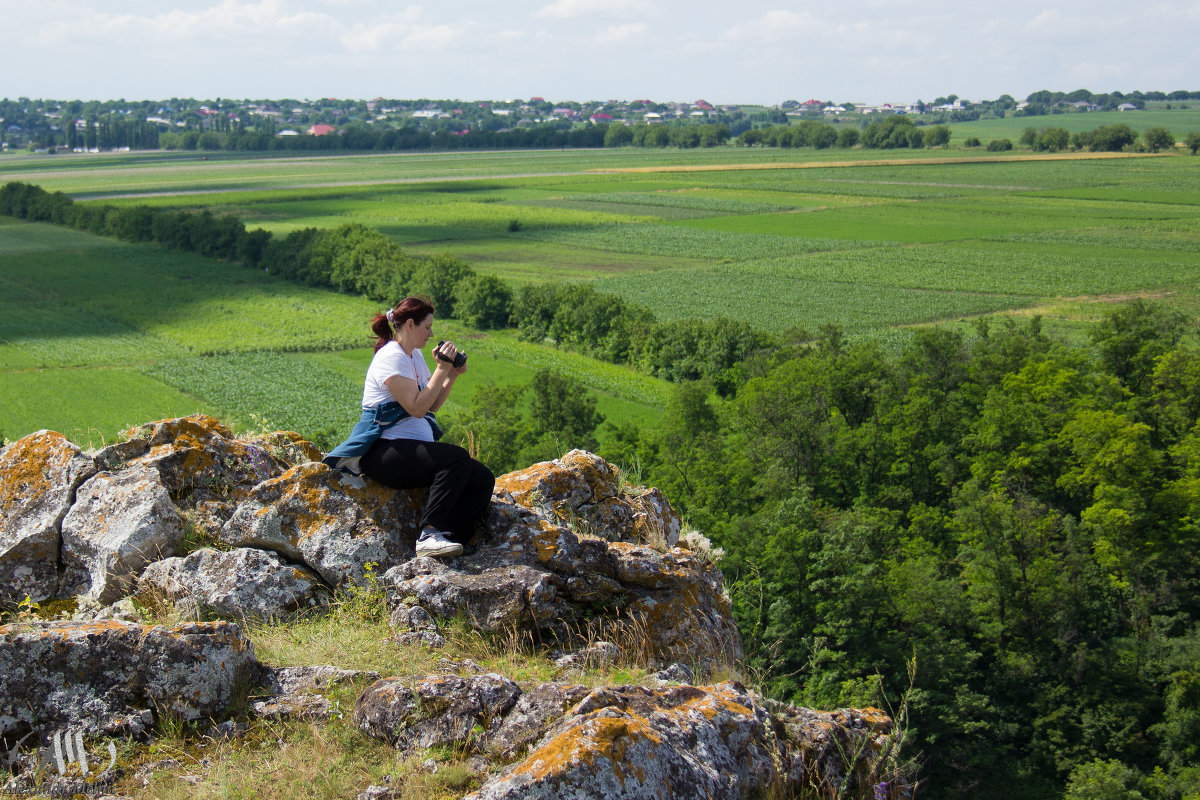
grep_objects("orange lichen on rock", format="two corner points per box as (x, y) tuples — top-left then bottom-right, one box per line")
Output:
(513, 713), (663, 785)
(0, 431), (88, 510)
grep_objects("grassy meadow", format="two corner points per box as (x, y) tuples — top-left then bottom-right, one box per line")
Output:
(948, 106), (1200, 145)
(1, 139), (1198, 446)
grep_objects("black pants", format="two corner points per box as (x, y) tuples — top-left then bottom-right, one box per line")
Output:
(360, 438), (495, 544)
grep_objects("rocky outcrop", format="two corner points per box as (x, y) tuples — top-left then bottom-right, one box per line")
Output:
(0, 431), (97, 608)
(350, 675), (904, 800)
(1, 416), (740, 670)
(382, 501), (741, 669)
(0, 416), (909, 799)
(474, 683), (900, 800)
(139, 547), (331, 621)
(123, 415), (291, 507)
(0, 619), (258, 738)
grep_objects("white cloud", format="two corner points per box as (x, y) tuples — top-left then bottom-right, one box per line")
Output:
(593, 22), (647, 45)
(30, 0), (336, 46)
(341, 7), (465, 52)
(534, 0), (648, 20)
(724, 10), (817, 41)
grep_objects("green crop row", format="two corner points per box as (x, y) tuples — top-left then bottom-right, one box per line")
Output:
(544, 191), (801, 215)
(593, 264), (1031, 333)
(141, 352), (363, 449)
(726, 241), (1197, 298)
(517, 222), (871, 260)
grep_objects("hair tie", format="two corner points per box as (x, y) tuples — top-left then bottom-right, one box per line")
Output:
(386, 308), (395, 325)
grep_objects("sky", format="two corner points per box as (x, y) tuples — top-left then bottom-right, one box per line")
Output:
(3, 0), (1198, 105)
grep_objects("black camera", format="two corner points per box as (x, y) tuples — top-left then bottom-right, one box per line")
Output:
(435, 341), (467, 368)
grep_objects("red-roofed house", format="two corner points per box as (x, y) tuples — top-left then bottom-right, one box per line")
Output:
(308, 124), (336, 136)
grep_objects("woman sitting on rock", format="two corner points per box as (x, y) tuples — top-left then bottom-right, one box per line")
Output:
(323, 296), (494, 558)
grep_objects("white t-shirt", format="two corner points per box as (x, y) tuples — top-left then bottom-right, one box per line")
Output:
(362, 340), (434, 441)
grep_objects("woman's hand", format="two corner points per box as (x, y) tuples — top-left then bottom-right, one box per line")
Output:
(435, 341), (468, 375)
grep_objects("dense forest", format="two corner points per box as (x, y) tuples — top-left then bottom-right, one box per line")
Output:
(453, 301), (1200, 799)
(3, 182), (1199, 799)
(578, 314), (1200, 800)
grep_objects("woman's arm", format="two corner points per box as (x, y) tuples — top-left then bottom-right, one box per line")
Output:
(427, 341), (467, 412)
(428, 369), (461, 412)
(384, 365), (453, 418)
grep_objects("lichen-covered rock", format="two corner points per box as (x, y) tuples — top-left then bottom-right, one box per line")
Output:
(496, 450), (679, 548)
(253, 694), (332, 722)
(384, 558), (574, 638)
(576, 487), (681, 549)
(127, 414), (289, 507)
(60, 465), (184, 604)
(497, 450), (618, 516)
(468, 682), (778, 800)
(69, 596), (142, 624)
(191, 499), (237, 537)
(382, 498), (741, 670)
(0, 431), (97, 608)
(355, 673), (522, 753)
(488, 683), (591, 761)
(92, 437), (151, 471)
(467, 683), (903, 800)
(139, 547), (331, 621)
(218, 462), (423, 588)
(0, 620), (259, 738)
(125, 414), (236, 447)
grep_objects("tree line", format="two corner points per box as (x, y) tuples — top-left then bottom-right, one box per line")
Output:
(736, 118), (951, 150)
(118, 121), (733, 154)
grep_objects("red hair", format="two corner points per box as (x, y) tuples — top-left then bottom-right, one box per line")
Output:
(371, 296), (435, 353)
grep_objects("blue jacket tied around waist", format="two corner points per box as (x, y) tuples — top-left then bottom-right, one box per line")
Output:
(322, 401), (443, 475)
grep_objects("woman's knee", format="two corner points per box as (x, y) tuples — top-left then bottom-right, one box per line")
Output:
(471, 458), (495, 489)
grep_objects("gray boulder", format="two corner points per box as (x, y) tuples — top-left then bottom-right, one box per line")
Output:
(496, 450), (681, 548)
(260, 665), (382, 696)
(60, 465), (184, 604)
(218, 462), (422, 588)
(354, 673), (522, 753)
(0, 619), (259, 738)
(139, 547), (331, 621)
(0, 430), (97, 608)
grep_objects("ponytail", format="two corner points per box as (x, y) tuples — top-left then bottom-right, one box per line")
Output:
(372, 295), (435, 353)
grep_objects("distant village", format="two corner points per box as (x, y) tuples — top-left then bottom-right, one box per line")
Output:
(1, 89), (1192, 153)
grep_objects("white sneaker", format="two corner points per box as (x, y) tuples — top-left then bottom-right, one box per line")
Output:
(415, 529), (463, 558)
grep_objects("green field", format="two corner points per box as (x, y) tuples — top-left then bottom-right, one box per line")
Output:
(949, 107), (1200, 145)
(2, 142), (1198, 445)
(0, 217), (668, 447)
